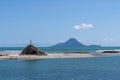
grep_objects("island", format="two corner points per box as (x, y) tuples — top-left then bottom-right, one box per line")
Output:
(50, 38), (101, 48)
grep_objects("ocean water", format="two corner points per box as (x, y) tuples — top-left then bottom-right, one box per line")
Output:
(0, 56), (120, 80)
(0, 47), (120, 80)
(0, 46), (120, 53)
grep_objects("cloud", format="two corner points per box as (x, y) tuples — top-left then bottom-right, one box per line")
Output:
(73, 23), (93, 30)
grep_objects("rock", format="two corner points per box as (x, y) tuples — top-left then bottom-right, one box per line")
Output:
(20, 45), (47, 55)
(102, 50), (119, 53)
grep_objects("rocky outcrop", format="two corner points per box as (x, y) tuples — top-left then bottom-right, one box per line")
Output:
(102, 50), (119, 53)
(20, 45), (47, 55)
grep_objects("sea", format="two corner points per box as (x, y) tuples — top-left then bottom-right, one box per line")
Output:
(0, 47), (120, 80)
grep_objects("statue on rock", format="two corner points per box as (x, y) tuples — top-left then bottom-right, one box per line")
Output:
(20, 40), (47, 55)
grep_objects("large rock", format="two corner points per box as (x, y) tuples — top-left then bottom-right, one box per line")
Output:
(20, 45), (47, 55)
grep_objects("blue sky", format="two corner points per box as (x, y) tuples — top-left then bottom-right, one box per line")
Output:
(0, 0), (120, 47)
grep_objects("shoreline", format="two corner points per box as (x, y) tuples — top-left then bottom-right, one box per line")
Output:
(0, 53), (95, 60)
(0, 52), (120, 60)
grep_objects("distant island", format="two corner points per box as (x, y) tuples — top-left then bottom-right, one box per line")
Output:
(50, 38), (101, 48)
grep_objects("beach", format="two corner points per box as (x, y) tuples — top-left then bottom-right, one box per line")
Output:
(0, 52), (120, 60)
(0, 53), (95, 60)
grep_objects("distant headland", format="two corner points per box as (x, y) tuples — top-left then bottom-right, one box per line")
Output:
(50, 38), (101, 48)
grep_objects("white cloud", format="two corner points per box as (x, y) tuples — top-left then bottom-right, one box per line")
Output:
(73, 23), (93, 30)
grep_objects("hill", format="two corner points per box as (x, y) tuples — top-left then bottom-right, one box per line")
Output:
(50, 38), (101, 48)
(50, 38), (86, 48)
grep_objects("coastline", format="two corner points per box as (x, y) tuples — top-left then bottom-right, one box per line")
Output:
(0, 52), (120, 60)
(0, 53), (95, 60)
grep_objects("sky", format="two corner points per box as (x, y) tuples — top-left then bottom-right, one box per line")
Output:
(0, 0), (120, 47)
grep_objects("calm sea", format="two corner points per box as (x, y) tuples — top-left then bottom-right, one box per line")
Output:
(0, 47), (120, 80)
(0, 46), (120, 53)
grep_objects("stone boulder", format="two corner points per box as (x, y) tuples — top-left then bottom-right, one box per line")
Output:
(20, 45), (47, 55)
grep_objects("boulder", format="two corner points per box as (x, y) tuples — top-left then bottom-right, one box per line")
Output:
(20, 45), (47, 55)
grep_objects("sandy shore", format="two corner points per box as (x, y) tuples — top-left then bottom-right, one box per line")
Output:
(0, 52), (120, 60)
(0, 53), (95, 60)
